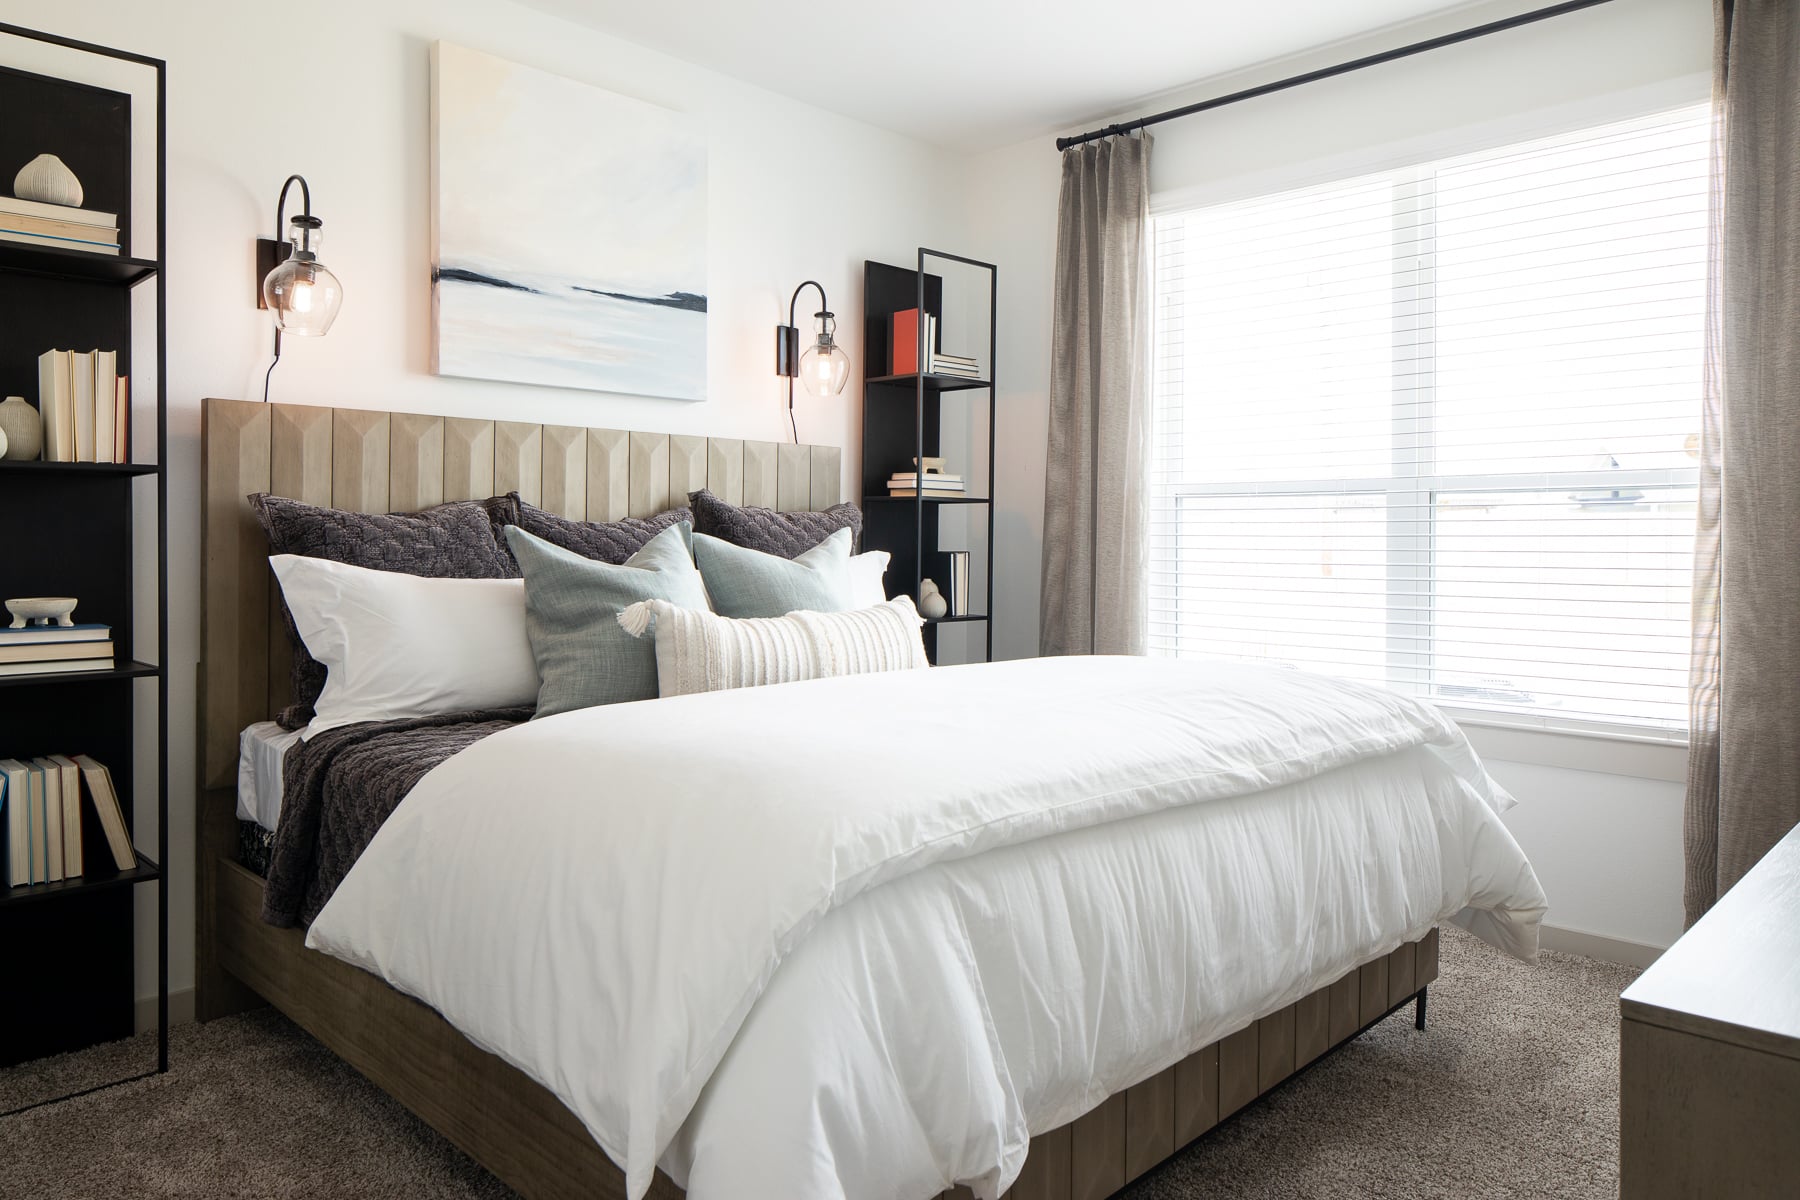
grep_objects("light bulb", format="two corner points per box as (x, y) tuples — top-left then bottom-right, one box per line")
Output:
(796, 309), (851, 398)
(798, 338), (851, 398)
(263, 212), (342, 336)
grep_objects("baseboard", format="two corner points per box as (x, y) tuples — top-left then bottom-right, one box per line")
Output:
(134, 988), (197, 1034)
(1537, 923), (1666, 969)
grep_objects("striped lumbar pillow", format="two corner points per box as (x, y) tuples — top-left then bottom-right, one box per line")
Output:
(616, 595), (928, 698)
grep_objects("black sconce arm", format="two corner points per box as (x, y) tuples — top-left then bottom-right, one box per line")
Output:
(776, 279), (829, 378)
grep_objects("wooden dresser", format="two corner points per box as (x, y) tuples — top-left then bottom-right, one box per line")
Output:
(1619, 822), (1800, 1198)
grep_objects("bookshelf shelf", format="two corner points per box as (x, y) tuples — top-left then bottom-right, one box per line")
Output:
(0, 22), (169, 1083)
(0, 459), (158, 477)
(0, 853), (161, 910)
(865, 372), (992, 392)
(861, 251), (997, 665)
(0, 242), (157, 286)
(0, 660), (161, 689)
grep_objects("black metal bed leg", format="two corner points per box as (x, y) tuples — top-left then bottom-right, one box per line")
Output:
(1414, 986), (1428, 1031)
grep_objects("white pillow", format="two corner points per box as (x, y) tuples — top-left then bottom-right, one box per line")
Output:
(269, 554), (538, 737)
(616, 594), (927, 698)
(848, 550), (891, 608)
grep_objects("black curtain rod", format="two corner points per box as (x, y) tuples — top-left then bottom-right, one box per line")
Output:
(1055, 0), (1616, 151)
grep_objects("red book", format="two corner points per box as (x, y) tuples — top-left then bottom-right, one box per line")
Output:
(891, 308), (921, 375)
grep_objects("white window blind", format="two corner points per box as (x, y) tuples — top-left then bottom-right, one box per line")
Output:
(1149, 104), (1711, 735)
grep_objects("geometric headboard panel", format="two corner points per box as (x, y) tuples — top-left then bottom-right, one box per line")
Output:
(198, 396), (843, 790)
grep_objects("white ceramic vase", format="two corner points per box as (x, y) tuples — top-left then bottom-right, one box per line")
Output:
(13, 153), (83, 207)
(0, 395), (42, 460)
(918, 579), (948, 620)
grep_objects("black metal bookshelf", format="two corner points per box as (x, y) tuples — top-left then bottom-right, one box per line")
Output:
(0, 21), (168, 1096)
(861, 251), (997, 664)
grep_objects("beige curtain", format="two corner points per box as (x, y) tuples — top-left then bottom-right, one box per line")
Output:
(1040, 134), (1152, 656)
(1685, 0), (1800, 924)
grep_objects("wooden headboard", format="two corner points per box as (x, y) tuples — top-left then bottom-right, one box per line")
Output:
(198, 396), (844, 792)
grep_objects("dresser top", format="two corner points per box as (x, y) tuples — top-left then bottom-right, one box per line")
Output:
(1621, 822), (1800, 1060)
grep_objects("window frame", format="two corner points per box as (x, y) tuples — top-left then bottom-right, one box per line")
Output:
(1148, 127), (1703, 746)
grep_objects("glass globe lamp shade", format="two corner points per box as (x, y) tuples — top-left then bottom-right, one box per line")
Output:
(263, 214), (343, 336)
(798, 327), (851, 398)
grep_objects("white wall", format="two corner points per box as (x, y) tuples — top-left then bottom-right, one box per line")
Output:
(1484, 758), (1687, 952)
(4, 0), (966, 1014)
(961, 0), (1711, 957)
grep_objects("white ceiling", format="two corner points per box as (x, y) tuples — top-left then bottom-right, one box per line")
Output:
(519, 0), (1486, 150)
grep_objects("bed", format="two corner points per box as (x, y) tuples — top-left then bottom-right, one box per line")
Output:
(197, 397), (1545, 1200)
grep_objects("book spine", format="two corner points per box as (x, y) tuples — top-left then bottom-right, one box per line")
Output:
(1, 773), (12, 888)
(0, 196), (118, 226)
(0, 641), (114, 663)
(28, 767), (42, 885)
(115, 376), (130, 464)
(37, 349), (67, 462)
(0, 659), (113, 677)
(0, 212), (119, 240)
(40, 765), (63, 884)
(94, 350), (117, 465)
(57, 761), (82, 878)
(892, 308), (919, 375)
(0, 228), (122, 253)
(78, 759), (136, 872)
(0, 625), (113, 646)
(60, 351), (77, 461)
(73, 350), (96, 463)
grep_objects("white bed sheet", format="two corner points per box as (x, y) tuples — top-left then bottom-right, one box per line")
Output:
(308, 655), (1547, 1200)
(236, 720), (301, 831)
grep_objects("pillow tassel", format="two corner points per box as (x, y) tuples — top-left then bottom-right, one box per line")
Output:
(616, 600), (656, 639)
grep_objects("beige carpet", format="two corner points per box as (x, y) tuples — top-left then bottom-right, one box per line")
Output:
(0, 928), (1637, 1199)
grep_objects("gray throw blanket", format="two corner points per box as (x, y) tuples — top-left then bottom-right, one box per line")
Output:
(262, 707), (530, 927)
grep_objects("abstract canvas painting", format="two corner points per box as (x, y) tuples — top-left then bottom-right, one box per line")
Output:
(431, 43), (707, 400)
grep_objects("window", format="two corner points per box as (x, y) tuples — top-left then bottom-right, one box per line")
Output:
(1149, 104), (1711, 735)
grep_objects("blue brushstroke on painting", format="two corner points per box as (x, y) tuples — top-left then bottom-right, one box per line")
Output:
(434, 262), (707, 401)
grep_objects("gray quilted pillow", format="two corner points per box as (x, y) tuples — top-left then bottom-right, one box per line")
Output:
(250, 493), (514, 729)
(688, 488), (862, 559)
(483, 492), (692, 566)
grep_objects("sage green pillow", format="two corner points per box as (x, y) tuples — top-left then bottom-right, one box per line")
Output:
(693, 526), (855, 617)
(506, 522), (708, 717)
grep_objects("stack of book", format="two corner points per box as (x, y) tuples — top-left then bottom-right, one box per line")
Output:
(890, 309), (984, 380)
(1, 753), (137, 888)
(0, 622), (113, 677)
(0, 197), (120, 256)
(889, 470), (966, 499)
(929, 351), (981, 380)
(36, 349), (130, 463)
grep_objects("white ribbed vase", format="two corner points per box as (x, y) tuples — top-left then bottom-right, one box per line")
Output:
(0, 396), (43, 460)
(13, 153), (83, 207)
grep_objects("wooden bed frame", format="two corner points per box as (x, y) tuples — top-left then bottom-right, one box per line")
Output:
(196, 396), (1439, 1200)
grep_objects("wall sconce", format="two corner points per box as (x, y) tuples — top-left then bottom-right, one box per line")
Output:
(256, 174), (343, 401)
(775, 280), (849, 441)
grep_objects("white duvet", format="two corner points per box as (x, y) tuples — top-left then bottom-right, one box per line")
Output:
(308, 655), (1546, 1200)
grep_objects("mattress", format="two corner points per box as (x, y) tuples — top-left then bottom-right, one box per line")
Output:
(237, 720), (302, 831)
